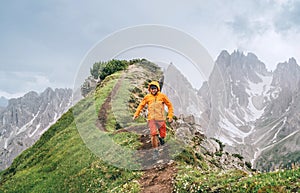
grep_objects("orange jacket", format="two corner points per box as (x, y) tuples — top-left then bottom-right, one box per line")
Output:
(134, 81), (174, 121)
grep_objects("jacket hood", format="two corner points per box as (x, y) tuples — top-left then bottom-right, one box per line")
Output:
(148, 81), (160, 91)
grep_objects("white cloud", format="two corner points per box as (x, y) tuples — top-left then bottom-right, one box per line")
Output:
(210, 0), (300, 69)
(237, 30), (296, 69)
(0, 71), (58, 98)
(0, 90), (26, 99)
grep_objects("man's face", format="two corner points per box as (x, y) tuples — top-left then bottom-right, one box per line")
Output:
(150, 86), (158, 95)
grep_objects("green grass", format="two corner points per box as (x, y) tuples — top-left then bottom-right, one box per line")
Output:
(111, 132), (141, 150)
(174, 150), (300, 193)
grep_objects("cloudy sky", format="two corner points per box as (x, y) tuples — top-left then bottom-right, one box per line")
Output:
(1, 0), (300, 98)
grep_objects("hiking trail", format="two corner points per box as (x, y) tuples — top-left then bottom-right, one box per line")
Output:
(96, 77), (177, 193)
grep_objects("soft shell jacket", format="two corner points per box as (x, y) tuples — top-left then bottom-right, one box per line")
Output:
(134, 81), (174, 121)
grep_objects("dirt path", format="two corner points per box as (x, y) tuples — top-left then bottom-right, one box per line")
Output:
(96, 79), (123, 131)
(135, 132), (177, 193)
(138, 161), (177, 193)
(96, 75), (177, 193)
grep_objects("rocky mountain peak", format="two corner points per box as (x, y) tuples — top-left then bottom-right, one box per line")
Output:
(207, 50), (271, 112)
(165, 63), (194, 90)
(216, 50), (231, 65)
(163, 63), (205, 122)
(272, 58), (300, 90)
(275, 57), (299, 72)
(23, 91), (39, 98)
(219, 50), (267, 74)
(0, 87), (73, 170)
(199, 51), (300, 171)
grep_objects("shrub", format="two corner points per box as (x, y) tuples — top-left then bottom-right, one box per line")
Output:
(90, 59), (129, 80)
(232, 153), (244, 160)
(245, 161), (252, 169)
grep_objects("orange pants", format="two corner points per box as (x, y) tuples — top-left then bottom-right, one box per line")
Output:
(148, 120), (166, 137)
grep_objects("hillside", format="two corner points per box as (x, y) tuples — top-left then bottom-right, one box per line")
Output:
(0, 61), (299, 192)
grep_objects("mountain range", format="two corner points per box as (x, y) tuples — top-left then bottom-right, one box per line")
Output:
(164, 50), (300, 171)
(0, 87), (72, 170)
(0, 60), (299, 192)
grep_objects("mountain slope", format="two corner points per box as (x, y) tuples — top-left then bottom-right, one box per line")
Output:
(0, 74), (142, 192)
(0, 61), (299, 192)
(199, 50), (300, 171)
(0, 88), (72, 170)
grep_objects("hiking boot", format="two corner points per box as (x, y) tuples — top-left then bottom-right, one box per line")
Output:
(158, 137), (165, 145)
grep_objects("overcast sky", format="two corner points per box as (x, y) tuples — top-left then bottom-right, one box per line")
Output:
(1, 0), (300, 98)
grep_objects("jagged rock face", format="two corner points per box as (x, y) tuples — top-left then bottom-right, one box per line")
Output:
(200, 50), (300, 171)
(204, 51), (272, 140)
(163, 64), (206, 123)
(252, 81), (300, 171)
(210, 50), (270, 110)
(271, 58), (300, 90)
(165, 50), (300, 171)
(164, 51), (300, 170)
(0, 88), (72, 170)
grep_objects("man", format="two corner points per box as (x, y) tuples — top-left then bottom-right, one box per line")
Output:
(133, 80), (174, 150)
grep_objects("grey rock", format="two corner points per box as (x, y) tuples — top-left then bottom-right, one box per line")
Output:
(0, 87), (72, 170)
(167, 50), (300, 171)
(200, 50), (300, 171)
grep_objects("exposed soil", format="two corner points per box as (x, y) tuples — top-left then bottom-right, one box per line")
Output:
(137, 134), (177, 193)
(96, 79), (123, 131)
(96, 75), (177, 193)
(138, 162), (177, 193)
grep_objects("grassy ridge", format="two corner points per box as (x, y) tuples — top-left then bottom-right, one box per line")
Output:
(175, 161), (300, 192)
(0, 73), (141, 193)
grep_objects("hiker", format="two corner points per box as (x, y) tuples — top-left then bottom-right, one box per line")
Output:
(132, 80), (174, 149)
